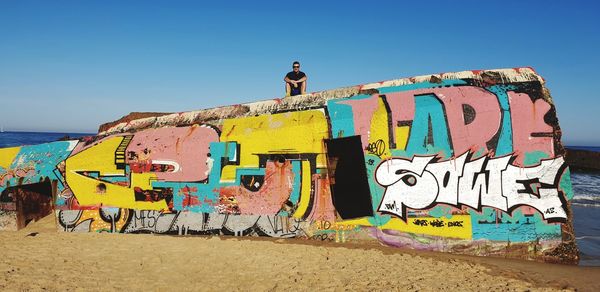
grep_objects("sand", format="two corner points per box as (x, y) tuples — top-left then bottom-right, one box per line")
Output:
(0, 216), (598, 291)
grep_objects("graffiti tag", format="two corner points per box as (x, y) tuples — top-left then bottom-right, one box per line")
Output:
(365, 139), (386, 157)
(375, 153), (568, 222)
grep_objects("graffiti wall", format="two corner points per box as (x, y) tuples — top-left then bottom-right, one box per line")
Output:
(0, 142), (76, 230)
(0, 68), (578, 263)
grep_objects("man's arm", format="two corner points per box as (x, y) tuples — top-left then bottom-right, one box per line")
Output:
(296, 72), (307, 83)
(284, 76), (298, 86)
(299, 74), (307, 93)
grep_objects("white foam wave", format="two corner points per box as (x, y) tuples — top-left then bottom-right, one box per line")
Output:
(571, 202), (600, 208)
(576, 236), (600, 240)
(572, 195), (600, 201)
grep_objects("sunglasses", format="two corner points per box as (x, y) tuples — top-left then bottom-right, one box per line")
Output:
(293, 65), (300, 68)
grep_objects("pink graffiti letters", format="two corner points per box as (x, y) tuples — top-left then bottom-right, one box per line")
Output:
(375, 153), (567, 222)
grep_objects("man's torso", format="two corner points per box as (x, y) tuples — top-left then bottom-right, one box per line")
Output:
(286, 71), (306, 96)
(286, 71), (306, 82)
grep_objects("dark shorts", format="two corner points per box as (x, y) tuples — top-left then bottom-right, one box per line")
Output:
(291, 87), (302, 96)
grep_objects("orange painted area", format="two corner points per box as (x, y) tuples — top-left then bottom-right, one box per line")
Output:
(218, 161), (294, 215)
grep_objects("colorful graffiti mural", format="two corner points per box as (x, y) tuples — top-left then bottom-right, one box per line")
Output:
(0, 68), (579, 264)
(0, 141), (76, 230)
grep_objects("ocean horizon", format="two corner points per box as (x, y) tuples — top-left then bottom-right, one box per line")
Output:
(1, 130), (599, 266)
(1, 130), (599, 151)
(0, 130), (93, 148)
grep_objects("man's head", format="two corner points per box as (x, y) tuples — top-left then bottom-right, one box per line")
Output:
(293, 61), (300, 72)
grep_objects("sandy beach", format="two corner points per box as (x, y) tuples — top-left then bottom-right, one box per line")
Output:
(0, 216), (596, 291)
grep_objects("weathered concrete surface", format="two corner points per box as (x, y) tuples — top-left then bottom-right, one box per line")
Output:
(98, 111), (171, 133)
(0, 67), (579, 264)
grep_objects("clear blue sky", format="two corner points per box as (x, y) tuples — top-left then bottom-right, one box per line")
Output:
(0, 1), (599, 145)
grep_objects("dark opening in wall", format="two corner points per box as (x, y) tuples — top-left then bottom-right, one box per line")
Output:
(0, 179), (53, 229)
(325, 136), (374, 219)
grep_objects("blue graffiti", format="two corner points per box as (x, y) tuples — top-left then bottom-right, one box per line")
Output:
(405, 94), (452, 158)
(1, 141), (76, 201)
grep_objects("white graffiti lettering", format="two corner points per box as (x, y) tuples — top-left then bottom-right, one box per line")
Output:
(374, 153), (567, 221)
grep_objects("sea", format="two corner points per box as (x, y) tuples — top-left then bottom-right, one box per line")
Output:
(0, 131), (599, 266)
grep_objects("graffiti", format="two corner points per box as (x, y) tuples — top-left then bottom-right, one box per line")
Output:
(413, 218), (462, 228)
(327, 84), (556, 163)
(310, 221), (354, 243)
(217, 160), (295, 215)
(58, 208), (307, 237)
(0, 68), (579, 263)
(57, 208), (130, 233)
(0, 167), (35, 187)
(365, 139), (386, 157)
(0, 141), (76, 191)
(65, 136), (170, 210)
(375, 153), (567, 221)
(0, 141), (76, 230)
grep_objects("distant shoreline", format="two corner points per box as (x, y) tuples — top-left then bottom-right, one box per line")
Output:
(565, 148), (600, 171)
(0, 130), (94, 135)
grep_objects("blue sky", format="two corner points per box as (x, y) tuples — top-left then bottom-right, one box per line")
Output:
(0, 0), (599, 145)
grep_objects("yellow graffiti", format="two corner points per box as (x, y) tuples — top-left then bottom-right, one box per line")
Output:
(0, 146), (21, 169)
(381, 216), (472, 239)
(73, 209), (130, 232)
(369, 98), (391, 158)
(338, 215), (472, 239)
(313, 220), (358, 231)
(65, 136), (167, 210)
(219, 110), (329, 182)
(395, 126), (410, 151)
(292, 161), (312, 218)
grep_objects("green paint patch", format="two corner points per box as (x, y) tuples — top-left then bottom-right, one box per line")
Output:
(523, 151), (549, 166)
(410, 233), (433, 244)
(429, 206), (453, 219)
(524, 151), (574, 200)
(559, 167), (575, 200)
(364, 155), (391, 226)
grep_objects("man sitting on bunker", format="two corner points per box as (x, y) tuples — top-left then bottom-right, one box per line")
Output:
(284, 61), (307, 96)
